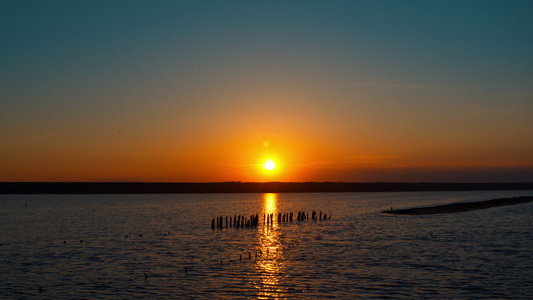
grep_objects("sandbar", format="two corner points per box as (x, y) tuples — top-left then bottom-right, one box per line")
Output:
(382, 196), (533, 215)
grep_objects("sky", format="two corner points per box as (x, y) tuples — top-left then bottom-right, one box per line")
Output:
(1, 0), (532, 182)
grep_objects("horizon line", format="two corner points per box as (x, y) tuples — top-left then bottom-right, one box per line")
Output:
(2, 181), (533, 184)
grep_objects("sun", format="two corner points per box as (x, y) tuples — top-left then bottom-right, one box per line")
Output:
(263, 159), (276, 171)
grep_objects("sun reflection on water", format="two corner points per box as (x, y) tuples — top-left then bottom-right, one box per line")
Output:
(253, 193), (288, 298)
(263, 193), (277, 217)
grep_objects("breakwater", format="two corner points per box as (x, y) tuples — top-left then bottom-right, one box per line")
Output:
(382, 196), (533, 215)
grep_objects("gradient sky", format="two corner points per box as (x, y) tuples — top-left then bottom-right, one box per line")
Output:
(1, 0), (532, 182)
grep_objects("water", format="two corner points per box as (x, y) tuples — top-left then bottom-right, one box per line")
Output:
(1, 190), (532, 299)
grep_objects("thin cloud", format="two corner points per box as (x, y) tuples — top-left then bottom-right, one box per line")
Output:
(356, 82), (466, 91)
(298, 154), (402, 169)
(30, 134), (59, 139)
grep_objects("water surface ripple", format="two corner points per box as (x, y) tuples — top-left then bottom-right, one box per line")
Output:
(1, 191), (532, 299)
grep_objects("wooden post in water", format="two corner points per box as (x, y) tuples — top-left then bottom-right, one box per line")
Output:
(209, 209), (331, 230)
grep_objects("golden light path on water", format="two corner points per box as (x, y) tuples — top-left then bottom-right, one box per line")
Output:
(253, 193), (288, 298)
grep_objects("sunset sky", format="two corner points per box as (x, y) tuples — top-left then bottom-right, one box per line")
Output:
(1, 1), (532, 182)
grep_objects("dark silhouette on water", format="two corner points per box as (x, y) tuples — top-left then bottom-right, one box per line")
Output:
(3, 182), (533, 194)
(211, 210), (330, 229)
(382, 196), (533, 215)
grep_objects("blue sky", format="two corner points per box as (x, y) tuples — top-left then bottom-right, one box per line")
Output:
(1, 1), (532, 182)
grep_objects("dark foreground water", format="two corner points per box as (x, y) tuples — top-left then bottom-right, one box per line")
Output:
(1, 191), (532, 299)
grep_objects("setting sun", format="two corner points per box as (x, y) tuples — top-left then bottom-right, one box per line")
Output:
(263, 159), (276, 171)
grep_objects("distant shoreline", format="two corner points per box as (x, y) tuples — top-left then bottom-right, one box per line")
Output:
(1, 182), (533, 194)
(382, 196), (533, 215)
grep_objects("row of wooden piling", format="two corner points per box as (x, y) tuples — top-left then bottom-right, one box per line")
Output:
(211, 214), (260, 229)
(211, 211), (331, 229)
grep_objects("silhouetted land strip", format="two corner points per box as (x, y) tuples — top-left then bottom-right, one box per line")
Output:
(1, 182), (533, 194)
(383, 196), (533, 215)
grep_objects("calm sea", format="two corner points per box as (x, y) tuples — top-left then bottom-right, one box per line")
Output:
(1, 191), (532, 299)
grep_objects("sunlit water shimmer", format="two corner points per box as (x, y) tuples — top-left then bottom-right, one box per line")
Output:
(1, 191), (532, 299)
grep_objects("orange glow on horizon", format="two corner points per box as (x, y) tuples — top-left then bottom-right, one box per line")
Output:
(1, 127), (532, 182)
